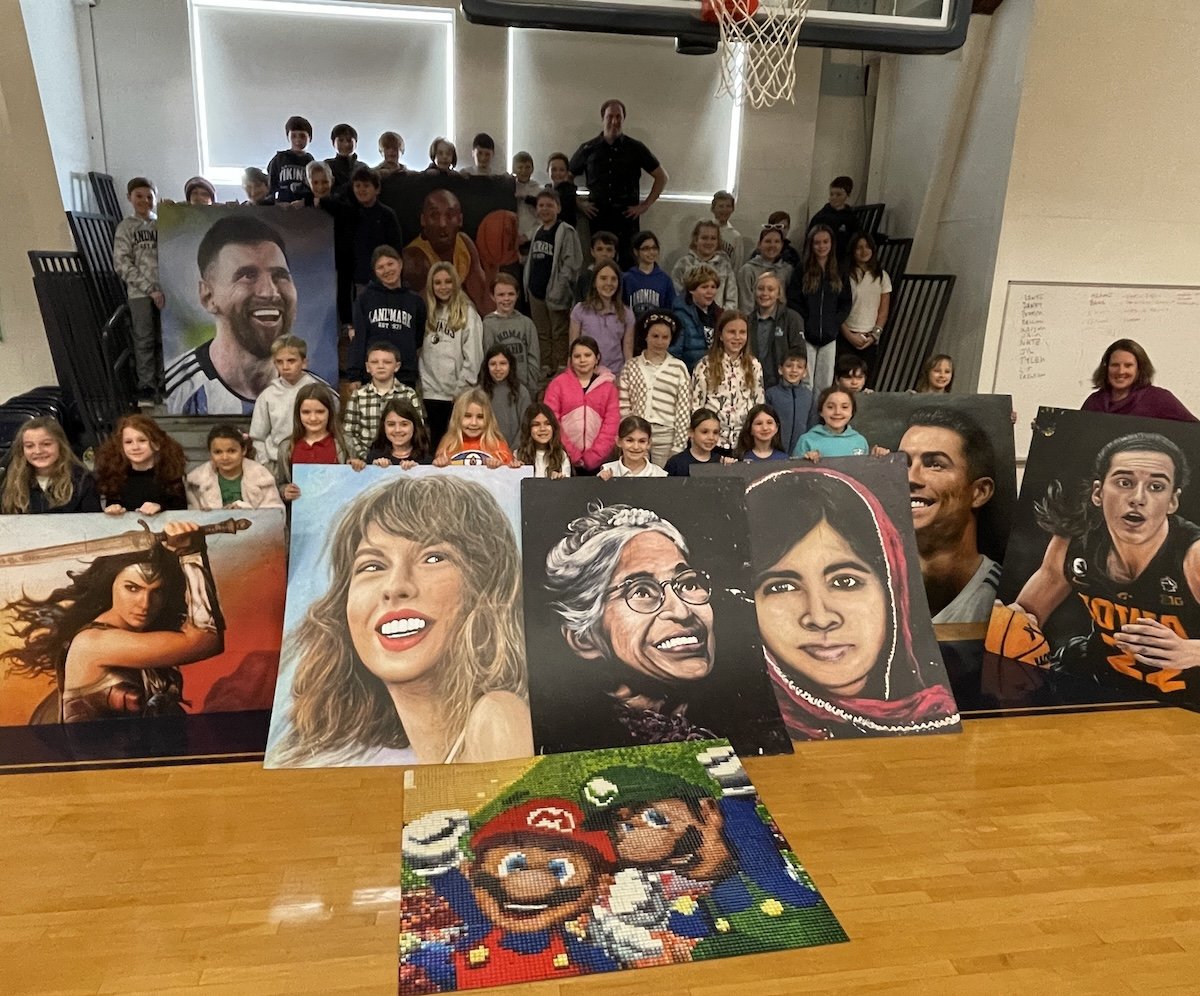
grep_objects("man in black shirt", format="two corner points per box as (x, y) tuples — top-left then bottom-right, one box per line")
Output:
(569, 99), (668, 269)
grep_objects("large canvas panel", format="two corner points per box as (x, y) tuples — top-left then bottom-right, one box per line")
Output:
(0, 510), (285, 768)
(158, 203), (338, 415)
(521, 477), (792, 756)
(379, 171), (517, 317)
(696, 456), (962, 740)
(985, 408), (1200, 711)
(850, 391), (1016, 624)
(265, 465), (534, 767)
(852, 391), (1017, 565)
(399, 740), (846, 993)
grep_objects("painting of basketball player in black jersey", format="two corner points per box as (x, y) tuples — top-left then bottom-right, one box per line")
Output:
(1004, 431), (1200, 699)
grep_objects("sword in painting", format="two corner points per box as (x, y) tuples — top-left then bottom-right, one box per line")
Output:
(0, 518), (252, 568)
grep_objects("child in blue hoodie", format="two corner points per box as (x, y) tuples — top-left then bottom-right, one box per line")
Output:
(794, 386), (871, 460)
(268, 115), (315, 203)
(622, 230), (675, 319)
(348, 245), (427, 389)
(671, 264), (722, 372)
(766, 348), (817, 455)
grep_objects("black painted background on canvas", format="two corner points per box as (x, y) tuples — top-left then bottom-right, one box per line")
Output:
(520, 477), (792, 757)
(853, 392), (1018, 564)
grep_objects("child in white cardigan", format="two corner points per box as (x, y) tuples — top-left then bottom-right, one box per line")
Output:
(185, 424), (283, 510)
(618, 310), (690, 467)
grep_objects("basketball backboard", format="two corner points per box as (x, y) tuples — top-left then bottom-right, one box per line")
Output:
(461, 0), (969, 55)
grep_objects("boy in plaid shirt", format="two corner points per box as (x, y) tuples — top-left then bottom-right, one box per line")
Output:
(342, 342), (424, 460)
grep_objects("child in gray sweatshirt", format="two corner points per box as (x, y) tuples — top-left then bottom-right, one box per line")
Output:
(112, 176), (163, 400)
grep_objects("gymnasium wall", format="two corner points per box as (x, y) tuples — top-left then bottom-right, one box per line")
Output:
(71, 0), (831, 262)
(871, 49), (963, 242)
(0, 0), (69, 400)
(979, 0), (1200, 398)
(17, 0), (96, 213)
(807, 50), (874, 220)
(868, 0), (1033, 392)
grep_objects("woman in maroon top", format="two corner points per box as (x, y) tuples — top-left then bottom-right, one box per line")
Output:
(275, 384), (362, 501)
(1082, 339), (1197, 422)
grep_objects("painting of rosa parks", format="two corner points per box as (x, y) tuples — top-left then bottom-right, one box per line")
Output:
(522, 477), (791, 757)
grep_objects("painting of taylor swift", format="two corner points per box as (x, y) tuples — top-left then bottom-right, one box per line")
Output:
(265, 466), (533, 768)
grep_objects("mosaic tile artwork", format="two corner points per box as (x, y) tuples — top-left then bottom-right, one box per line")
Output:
(399, 740), (846, 992)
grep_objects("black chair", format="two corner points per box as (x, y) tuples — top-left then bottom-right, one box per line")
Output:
(876, 237), (912, 288)
(0, 391), (65, 453)
(852, 202), (886, 237)
(873, 274), (956, 393)
(10, 387), (64, 409)
(7, 387), (66, 421)
(67, 211), (125, 325)
(89, 172), (123, 222)
(0, 410), (34, 457)
(101, 305), (138, 411)
(28, 251), (123, 448)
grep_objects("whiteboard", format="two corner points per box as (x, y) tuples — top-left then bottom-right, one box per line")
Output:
(992, 281), (1200, 458)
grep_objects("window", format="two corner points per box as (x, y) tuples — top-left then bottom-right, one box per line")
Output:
(507, 28), (741, 202)
(190, 0), (455, 185)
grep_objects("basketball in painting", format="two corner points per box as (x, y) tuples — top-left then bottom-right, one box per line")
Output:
(986, 604), (1050, 665)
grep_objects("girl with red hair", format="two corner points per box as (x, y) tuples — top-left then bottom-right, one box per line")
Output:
(95, 414), (187, 515)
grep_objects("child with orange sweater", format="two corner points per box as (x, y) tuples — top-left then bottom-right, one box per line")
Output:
(432, 389), (516, 468)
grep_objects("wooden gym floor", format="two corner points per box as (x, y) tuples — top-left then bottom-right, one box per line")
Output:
(2, 706), (1198, 994)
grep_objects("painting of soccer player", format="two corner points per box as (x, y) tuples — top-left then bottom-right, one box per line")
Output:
(521, 478), (792, 756)
(381, 169), (515, 317)
(853, 393), (1017, 624)
(264, 466), (533, 767)
(0, 509), (286, 765)
(158, 205), (338, 414)
(743, 460), (962, 740)
(899, 407), (1004, 623)
(988, 409), (1200, 709)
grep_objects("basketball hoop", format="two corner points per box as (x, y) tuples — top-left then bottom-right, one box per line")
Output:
(700, 0), (810, 109)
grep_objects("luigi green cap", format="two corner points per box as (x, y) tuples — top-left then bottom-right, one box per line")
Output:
(580, 765), (704, 823)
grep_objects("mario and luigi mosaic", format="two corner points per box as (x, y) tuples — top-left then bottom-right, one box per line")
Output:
(399, 740), (846, 992)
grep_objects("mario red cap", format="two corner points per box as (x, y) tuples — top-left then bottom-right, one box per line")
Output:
(471, 797), (616, 865)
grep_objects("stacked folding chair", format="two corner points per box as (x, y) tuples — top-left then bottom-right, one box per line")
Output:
(873, 274), (957, 392)
(28, 251), (131, 451)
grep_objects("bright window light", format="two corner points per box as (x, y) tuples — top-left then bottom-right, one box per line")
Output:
(189, 0), (454, 186)
(191, 0), (452, 24)
(507, 28), (742, 202)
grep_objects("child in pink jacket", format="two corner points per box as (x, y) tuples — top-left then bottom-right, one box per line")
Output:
(544, 335), (620, 474)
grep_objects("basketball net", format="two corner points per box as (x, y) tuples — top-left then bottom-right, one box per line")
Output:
(704, 0), (811, 109)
